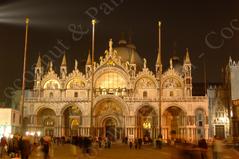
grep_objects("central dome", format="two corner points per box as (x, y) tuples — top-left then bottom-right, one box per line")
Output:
(114, 39), (143, 67)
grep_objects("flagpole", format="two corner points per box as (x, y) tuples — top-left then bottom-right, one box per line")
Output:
(90, 19), (96, 136)
(20, 17), (29, 134)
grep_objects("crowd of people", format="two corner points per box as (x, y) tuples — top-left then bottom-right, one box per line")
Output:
(0, 134), (230, 159)
(0, 135), (51, 159)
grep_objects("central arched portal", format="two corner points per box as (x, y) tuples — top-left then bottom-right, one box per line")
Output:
(94, 99), (124, 141)
(103, 118), (117, 140)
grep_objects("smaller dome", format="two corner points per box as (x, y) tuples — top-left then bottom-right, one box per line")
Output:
(172, 56), (183, 73)
(115, 39), (143, 67)
(119, 39), (127, 45)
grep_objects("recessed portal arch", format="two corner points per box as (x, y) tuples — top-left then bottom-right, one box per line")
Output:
(162, 106), (186, 141)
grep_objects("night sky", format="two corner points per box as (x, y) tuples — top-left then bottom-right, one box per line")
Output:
(0, 0), (239, 100)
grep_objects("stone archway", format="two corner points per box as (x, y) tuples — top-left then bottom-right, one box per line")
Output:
(62, 105), (82, 137)
(136, 105), (158, 139)
(37, 108), (56, 136)
(94, 99), (124, 140)
(162, 106), (186, 141)
(103, 117), (118, 140)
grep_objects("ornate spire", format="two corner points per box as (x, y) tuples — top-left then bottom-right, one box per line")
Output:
(86, 50), (92, 65)
(109, 38), (113, 53)
(36, 54), (41, 67)
(170, 58), (173, 69)
(130, 50), (136, 64)
(156, 49), (162, 65)
(75, 59), (78, 70)
(61, 53), (67, 66)
(185, 48), (191, 64)
(48, 60), (53, 72)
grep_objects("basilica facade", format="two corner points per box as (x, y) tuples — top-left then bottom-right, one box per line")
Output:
(23, 25), (208, 143)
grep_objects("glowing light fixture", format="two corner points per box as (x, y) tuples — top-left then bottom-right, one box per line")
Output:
(143, 119), (151, 129)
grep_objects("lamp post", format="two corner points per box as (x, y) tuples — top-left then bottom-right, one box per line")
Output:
(20, 18), (29, 134)
(90, 19), (96, 136)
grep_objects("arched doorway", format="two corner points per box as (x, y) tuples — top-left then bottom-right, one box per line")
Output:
(63, 105), (82, 136)
(104, 118), (117, 140)
(136, 106), (158, 139)
(162, 106), (186, 141)
(94, 99), (124, 140)
(37, 108), (56, 136)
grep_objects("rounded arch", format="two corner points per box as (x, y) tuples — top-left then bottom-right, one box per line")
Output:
(42, 79), (61, 89)
(34, 106), (57, 116)
(162, 104), (187, 116)
(135, 104), (158, 116)
(60, 103), (82, 116)
(93, 95), (129, 116)
(161, 77), (183, 89)
(194, 106), (208, 116)
(64, 77), (86, 89)
(134, 76), (157, 89)
(100, 115), (121, 127)
(94, 67), (130, 89)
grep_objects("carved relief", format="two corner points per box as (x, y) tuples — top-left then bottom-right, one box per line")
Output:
(163, 78), (181, 89)
(44, 80), (60, 89)
(136, 78), (156, 89)
(95, 101), (123, 116)
(67, 79), (85, 89)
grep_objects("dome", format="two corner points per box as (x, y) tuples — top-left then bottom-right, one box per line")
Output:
(114, 40), (143, 67)
(172, 56), (183, 73)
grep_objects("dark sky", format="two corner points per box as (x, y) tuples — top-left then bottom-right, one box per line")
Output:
(0, 0), (239, 100)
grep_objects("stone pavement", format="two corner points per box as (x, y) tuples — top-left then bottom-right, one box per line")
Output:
(1, 143), (239, 159)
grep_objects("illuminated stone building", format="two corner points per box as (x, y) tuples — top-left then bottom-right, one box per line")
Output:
(225, 57), (239, 140)
(207, 85), (230, 139)
(23, 24), (208, 142)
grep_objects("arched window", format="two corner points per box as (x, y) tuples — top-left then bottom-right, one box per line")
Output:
(95, 72), (127, 89)
(44, 80), (60, 89)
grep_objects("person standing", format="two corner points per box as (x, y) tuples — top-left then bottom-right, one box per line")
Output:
(198, 136), (208, 159)
(138, 138), (142, 149)
(212, 136), (223, 159)
(43, 141), (50, 159)
(20, 138), (31, 159)
(129, 140), (133, 149)
(134, 138), (138, 149)
(98, 136), (102, 148)
(0, 136), (7, 158)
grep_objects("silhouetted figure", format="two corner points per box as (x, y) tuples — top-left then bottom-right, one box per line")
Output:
(138, 138), (142, 149)
(198, 136), (208, 159)
(43, 141), (50, 159)
(129, 141), (133, 149)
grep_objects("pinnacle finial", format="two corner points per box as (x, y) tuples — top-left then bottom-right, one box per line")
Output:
(185, 48), (191, 64)
(156, 49), (162, 65)
(36, 54), (41, 67)
(86, 50), (92, 65)
(61, 53), (67, 66)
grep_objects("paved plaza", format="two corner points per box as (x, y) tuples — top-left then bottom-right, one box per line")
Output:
(21, 144), (239, 159)
(1, 143), (239, 159)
